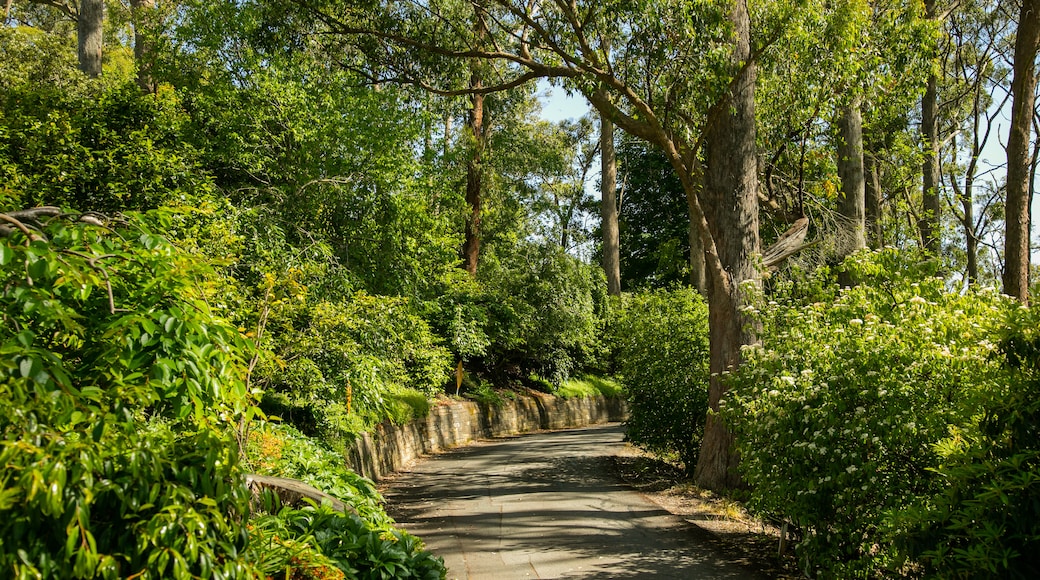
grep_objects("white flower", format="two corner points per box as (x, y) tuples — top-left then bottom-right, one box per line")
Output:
(846, 465), (858, 474)
(849, 318), (864, 326)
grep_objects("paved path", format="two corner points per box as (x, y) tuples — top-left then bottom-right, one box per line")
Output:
(381, 423), (766, 580)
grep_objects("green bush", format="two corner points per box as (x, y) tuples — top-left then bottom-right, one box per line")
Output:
(0, 76), (214, 213)
(257, 289), (450, 445)
(901, 306), (1040, 579)
(611, 288), (710, 471)
(0, 211), (258, 579)
(476, 243), (608, 384)
(249, 505), (445, 580)
(726, 249), (1011, 577)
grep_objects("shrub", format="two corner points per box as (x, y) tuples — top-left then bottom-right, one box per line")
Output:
(901, 305), (1040, 579)
(0, 211), (258, 578)
(257, 290), (451, 445)
(611, 288), (710, 471)
(248, 505), (445, 580)
(477, 243), (608, 384)
(725, 249), (1011, 577)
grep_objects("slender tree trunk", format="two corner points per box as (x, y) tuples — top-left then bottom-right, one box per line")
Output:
(837, 96), (867, 256)
(963, 188), (978, 284)
(601, 112), (621, 295)
(686, 191), (707, 295)
(131, 0), (155, 93)
(461, 15), (486, 277)
(1004, 0), (1040, 303)
(77, 0), (104, 78)
(920, 0), (941, 254)
(692, 0), (760, 492)
(864, 149), (882, 249)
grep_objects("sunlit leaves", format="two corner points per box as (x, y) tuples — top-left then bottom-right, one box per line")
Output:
(0, 212), (257, 578)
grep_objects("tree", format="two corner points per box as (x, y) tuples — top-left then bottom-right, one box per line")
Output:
(130, 0), (155, 92)
(837, 96), (867, 255)
(77, 0), (103, 76)
(600, 110), (621, 295)
(461, 10), (487, 276)
(616, 137), (690, 289)
(1003, 0), (1039, 303)
(279, 0), (775, 488)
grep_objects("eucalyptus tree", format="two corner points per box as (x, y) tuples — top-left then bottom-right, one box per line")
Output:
(1003, 0), (1039, 303)
(276, 0), (819, 488)
(942, 0), (1012, 285)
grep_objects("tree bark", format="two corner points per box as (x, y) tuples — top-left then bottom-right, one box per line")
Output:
(692, 0), (760, 492)
(920, 0), (941, 254)
(77, 0), (104, 78)
(1004, 0), (1040, 303)
(131, 0), (156, 93)
(601, 112), (621, 295)
(461, 14), (486, 277)
(837, 96), (867, 256)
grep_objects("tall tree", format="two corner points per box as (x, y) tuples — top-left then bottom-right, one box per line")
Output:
(921, 0), (942, 254)
(600, 110), (621, 296)
(461, 12), (487, 276)
(131, 0), (155, 92)
(282, 0), (776, 488)
(77, 0), (103, 77)
(1004, 0), (1040, 302)
(692, 0), (759, 489)
(837, 96), (867, 255)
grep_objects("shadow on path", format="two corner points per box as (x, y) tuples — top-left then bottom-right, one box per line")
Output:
(382, 424), (766, 580)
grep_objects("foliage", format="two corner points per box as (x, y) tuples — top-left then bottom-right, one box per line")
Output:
(477, 243), (608, 384)
(0, 46), (213, 213)
(257, 288), (451, 446)
(616, 137), (690, 289)
(247, 422), (392, 528)
(611, 288), (710, 472)
(726, 249), (1012, 577)
(554, 376), (624, 400)
(901, 305), (1040, 579)
(0, 212), (258, 579)
(249, 505), (445, 580)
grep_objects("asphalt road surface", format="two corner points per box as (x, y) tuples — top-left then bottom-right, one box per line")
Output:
(381, 423), (766, 580)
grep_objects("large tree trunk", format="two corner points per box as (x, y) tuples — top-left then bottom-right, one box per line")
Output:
(837, 96), (867, 255)
(920, 0), (941, 254)
(461, 15), (486, 277)
(131, 0), (156, 93)
(77, 0), (104, 78)
(601, 112), (622, 295)
(692, 0), (760, 492)
(1004, 0), (1040, 303)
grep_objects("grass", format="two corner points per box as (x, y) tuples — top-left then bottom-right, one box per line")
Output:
(555, 375), (625, 399)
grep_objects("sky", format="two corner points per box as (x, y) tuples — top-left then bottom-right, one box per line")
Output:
(537, 80), (589, 123)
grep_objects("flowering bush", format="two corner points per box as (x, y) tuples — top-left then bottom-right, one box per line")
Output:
(725, 249), (1013, 577)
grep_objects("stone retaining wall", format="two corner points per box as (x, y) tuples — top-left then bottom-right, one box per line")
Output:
(345, 392), (628, 481)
